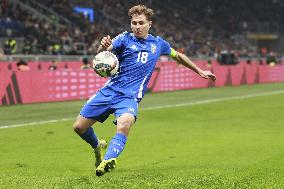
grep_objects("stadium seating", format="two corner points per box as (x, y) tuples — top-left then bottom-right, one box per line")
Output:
(1, 0), (284, 58)
(0, 0), (261, 57)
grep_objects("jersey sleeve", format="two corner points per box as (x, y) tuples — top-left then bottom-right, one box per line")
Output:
(157, 36), (171, 55)
(112, 31), (127, 52)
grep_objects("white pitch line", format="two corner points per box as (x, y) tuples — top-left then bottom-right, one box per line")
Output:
(141, 90), (284, 111)
(1, 90), (284, 129)
(0, 118), (73, 129)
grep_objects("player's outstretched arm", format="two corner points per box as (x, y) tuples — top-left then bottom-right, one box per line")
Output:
(97, 35), (113, 53)
(172, 51), (216, 81)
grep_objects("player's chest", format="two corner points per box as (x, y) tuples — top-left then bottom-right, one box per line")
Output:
(123, 41), (160, 63)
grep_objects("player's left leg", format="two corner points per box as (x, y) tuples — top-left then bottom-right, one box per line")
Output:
(105, 113), (135, 160)
(96, 113), (135, 176)
(96, 97), (138, 176)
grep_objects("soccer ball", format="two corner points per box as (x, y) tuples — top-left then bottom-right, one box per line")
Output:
(92, 51), (119, 77)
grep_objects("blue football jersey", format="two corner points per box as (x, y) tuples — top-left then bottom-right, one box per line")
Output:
(105, 31), (171, 99)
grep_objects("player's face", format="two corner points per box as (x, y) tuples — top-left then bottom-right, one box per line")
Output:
(131, 14), (152, 39)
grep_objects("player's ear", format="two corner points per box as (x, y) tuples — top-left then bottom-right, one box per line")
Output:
(149, 21), (152, 28)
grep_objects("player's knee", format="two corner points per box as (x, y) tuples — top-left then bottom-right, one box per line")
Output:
(73, 122), (84, 134)
(117, 114), (135, 135)
(72, 115), (96, 135)
(117, 114), (135, 128)
(117, 122), (131, 133)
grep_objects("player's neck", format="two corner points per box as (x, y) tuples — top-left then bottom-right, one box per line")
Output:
(136, 34), (149, 40)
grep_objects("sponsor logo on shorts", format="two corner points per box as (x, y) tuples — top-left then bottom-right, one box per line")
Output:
(128, 107), (135, 114)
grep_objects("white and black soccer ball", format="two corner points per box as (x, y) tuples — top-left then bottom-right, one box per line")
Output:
(92, 51), (119, 77)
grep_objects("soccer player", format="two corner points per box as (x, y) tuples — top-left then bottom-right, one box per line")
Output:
(73, 4), (216, 176)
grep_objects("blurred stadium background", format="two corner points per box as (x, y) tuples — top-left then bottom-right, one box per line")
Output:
(1, 0), (284, 188)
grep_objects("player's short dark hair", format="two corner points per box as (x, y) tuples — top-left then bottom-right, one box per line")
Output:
(128, 5), (154, 21)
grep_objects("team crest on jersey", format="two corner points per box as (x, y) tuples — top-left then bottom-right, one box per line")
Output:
(151, 44), (156, 53)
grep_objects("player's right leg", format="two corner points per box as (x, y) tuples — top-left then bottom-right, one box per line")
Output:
(73, 115), (107, 167)
(73, 88), (114, 168)
(73, 115), (98, 149)
(73, 114), (96, 135)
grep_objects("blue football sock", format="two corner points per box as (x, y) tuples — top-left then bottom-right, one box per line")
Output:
(104, 133), (127, 160)
(78, 127), (99, 149)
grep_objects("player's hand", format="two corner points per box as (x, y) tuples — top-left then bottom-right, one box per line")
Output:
(199, 70), (216, 81)
(100, 35), (112, 50)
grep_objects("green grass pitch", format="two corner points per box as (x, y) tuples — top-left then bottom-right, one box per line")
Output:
(1, 83), (284, 188)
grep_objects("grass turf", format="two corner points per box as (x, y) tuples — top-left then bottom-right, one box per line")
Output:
(0, 83), (284, 188)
